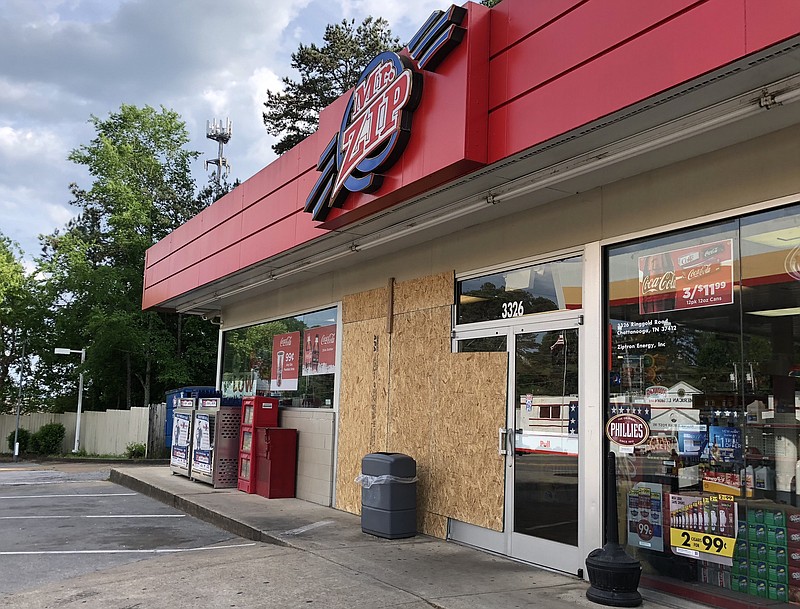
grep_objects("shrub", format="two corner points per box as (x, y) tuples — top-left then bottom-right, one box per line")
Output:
(126, 442), (146, 459)
(6, 428), (31, 454)
(31, 423), (66, 456)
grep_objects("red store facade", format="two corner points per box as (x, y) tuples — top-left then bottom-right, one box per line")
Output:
(144, 1), (800, 606)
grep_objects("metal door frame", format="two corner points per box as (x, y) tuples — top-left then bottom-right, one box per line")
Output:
(449, 242), (604, 578)
(505, 314), (583, 573)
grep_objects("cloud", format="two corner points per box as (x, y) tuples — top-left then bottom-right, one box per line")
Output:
(0, 183), (76, 259)
(0, 125), (68, 163)
(333, 0), (445, 42)
(0, 0), (438, 263)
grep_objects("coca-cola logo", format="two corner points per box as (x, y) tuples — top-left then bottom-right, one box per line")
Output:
(641, 271), (677, 295)
(790, 532), (800, 542)
(279, 336), (293, 347)
(791, 552), (800, 560)
(789, 513), (800, 523)
(686, 264), (715, 281)
(786, 245), (800, 281)
(678, 252), (700, 267)
(320, 333), (336, 345)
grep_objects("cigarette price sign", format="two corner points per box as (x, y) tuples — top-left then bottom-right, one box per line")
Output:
(627, 482), (664, 552)
(669, 529), (733, 558)
(668, 493), (737, 566)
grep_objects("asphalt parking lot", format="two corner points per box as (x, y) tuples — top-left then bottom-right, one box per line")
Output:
(0, 462), (247, 596)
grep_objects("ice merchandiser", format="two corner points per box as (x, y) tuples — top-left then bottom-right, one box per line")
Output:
(169, 397), (197, 477)
(190, 399), (242, 488)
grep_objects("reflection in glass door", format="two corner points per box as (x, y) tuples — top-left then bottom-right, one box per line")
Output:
(510, 326), (580, 570)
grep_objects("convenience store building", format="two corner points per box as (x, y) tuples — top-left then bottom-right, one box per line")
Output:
(143, 1), (800, 605)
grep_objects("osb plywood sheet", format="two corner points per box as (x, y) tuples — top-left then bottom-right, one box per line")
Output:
(386, 306), (447, 536)
(335, 317), (390, 515)
(440, 351), (509, 392)
(430, 356), (507, 530)
(342, 286), (387, 324)
(419, 511), (448, 539)
(387, 303), (507, 536)
(335, 272), (509, 536)
(387, 307), (451, 457)
(393, 271), (453, 315)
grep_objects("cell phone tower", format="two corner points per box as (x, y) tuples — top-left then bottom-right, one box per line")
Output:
(205, 118), (232, 183)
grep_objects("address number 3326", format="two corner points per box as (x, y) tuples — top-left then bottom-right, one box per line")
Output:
(501, 301), (525, 319)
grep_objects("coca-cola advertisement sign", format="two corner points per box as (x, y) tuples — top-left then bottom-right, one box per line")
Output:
(303, 325), (337, 376)
(271, 331), (300, 391)
(639, 239), (733, 314)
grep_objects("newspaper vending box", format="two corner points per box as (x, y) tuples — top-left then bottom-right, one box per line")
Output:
(191, 398), (242, 488)
(169, 397), (197, 477)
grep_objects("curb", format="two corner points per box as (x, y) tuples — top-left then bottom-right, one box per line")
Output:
(1, 457), (170, 466)
(109, 468), (289, 548)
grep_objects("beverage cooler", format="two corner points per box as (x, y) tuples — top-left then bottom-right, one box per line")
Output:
(190, 398), (242, 488)
(169, 397), (197, 477)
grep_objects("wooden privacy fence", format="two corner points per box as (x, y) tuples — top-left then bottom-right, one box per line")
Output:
(0, 404), (166, 457)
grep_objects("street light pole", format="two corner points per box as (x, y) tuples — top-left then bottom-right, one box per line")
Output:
(13, 338), (26, 462)
(54, 347), (86, 453)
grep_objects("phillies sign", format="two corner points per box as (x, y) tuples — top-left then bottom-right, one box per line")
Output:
(606, 413), (650, 447)
(305, 5), (467, 222)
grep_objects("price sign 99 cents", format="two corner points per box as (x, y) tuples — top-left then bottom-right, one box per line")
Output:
(669, 528), (733, 558)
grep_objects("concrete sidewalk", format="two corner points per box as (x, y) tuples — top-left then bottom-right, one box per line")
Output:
(109, 465), (711, 609)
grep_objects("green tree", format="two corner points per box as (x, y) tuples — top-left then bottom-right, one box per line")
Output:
(263, 17), (400, 155)
(39, 105), (219, 412)
(196, 174), (240, 209)
(0, 234), (36, 413)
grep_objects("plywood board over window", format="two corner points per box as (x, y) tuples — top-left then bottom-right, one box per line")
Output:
(337, 288), (391, 515)
(336, 271), (508, 537)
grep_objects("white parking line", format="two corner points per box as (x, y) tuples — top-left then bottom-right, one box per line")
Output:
(283, 520), (335, 535)
(0, 493), (136, 499)
(0, 542), (257, 556)
(0, 514), (186, 520)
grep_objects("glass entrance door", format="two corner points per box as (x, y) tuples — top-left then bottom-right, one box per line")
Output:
(507, 322), (582, 573)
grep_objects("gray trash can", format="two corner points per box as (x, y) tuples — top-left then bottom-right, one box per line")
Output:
(360, 452), (416, 539)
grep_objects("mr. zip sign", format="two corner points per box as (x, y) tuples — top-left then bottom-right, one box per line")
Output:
(305, 5), (467, 222)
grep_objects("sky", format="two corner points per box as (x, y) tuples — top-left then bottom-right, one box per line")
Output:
(0, 0), (445, 268)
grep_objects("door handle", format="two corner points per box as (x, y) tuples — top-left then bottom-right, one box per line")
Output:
(498, 427), (508, 456)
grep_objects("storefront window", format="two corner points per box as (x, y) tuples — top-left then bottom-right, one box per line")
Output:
(221, 306), (338, 408)
(456, 256), (582, 325)
(606, 203), (800, 604)
(456, 336), (507, 353)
